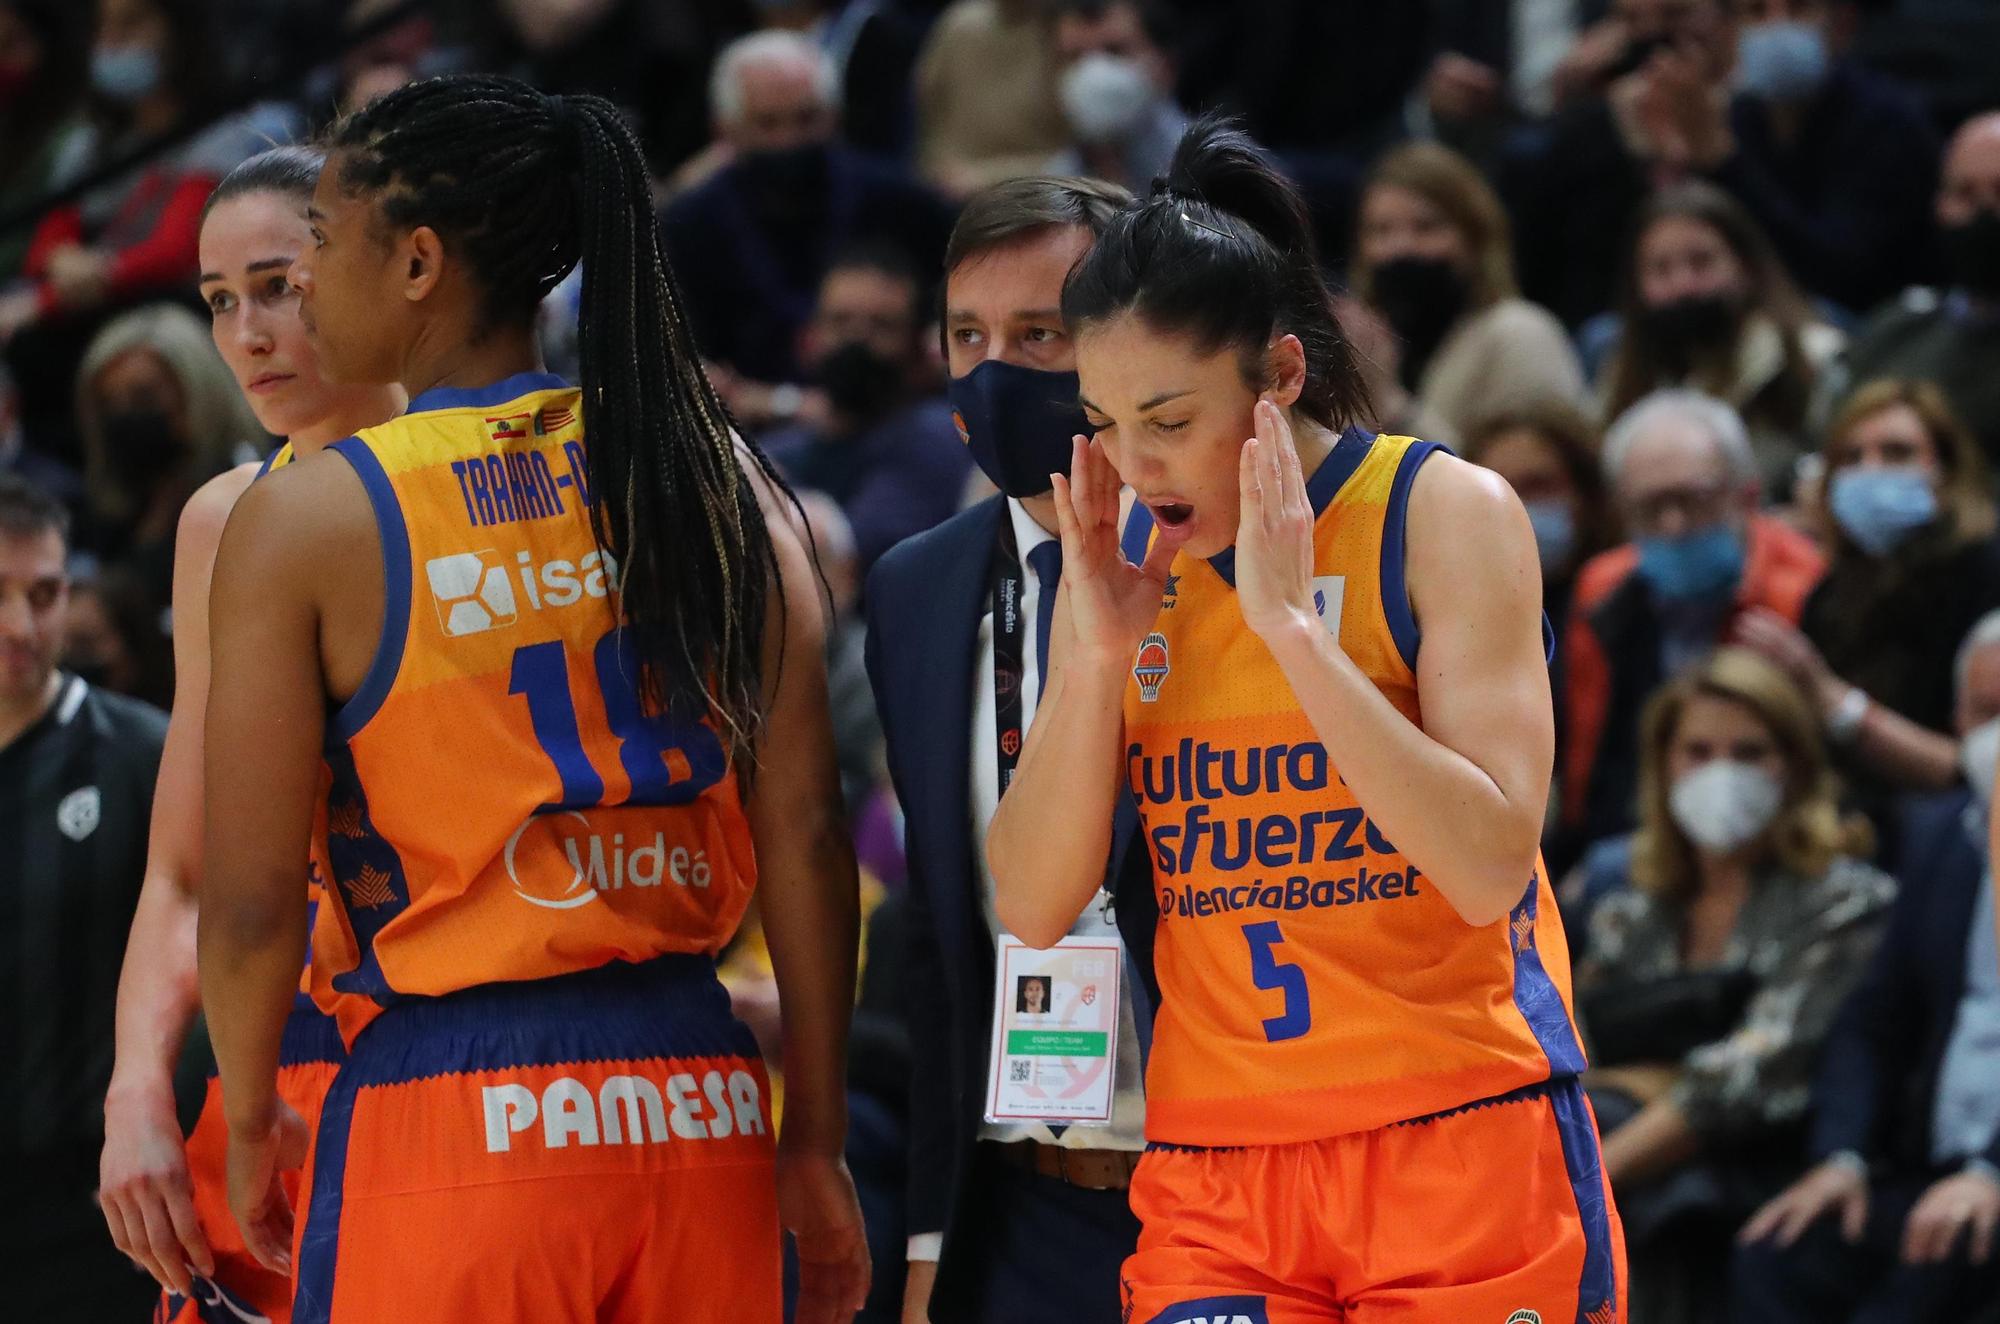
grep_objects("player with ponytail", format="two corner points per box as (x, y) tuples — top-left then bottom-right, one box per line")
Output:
(197, 76), (867, 1323)
(989, 114), (1626, 1323)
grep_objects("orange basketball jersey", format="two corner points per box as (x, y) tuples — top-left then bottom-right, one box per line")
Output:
(307, 373), (757, 1045)
(1121, 428), (1584, 1147)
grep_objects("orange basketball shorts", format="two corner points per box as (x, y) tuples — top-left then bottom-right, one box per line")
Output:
(1121, 1078), (1626, 1324)
(158, 993), (344, 1324)
(289, 955), (780, 1324)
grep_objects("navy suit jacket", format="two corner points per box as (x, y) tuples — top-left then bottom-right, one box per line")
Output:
(1812, 789), (2000, 1176)
(863, 496), (1159, 1288)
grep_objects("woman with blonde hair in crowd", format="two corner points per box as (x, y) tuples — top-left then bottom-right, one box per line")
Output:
(1577, 647), (1894, 1324)
(1740, 380), (2000, 832)
(1599, 183), (1842, 496)
(72, 302), (265, 602)
(1343, 139), (1584, 446)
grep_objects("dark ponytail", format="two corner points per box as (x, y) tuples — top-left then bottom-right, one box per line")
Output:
(1061, 112), (1369, 430)
(329, 75), (786, 766)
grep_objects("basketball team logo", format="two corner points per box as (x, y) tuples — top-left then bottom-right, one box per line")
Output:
(427, 550), (519, 636)
(1505, 1310), (1544, 1324)
(1000, 727), (1021, 757)
(1134, 632), (1170, 702)
(951, 410), (971, 445)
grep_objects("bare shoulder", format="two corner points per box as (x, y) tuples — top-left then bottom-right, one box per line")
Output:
(215, 449), (373, 575)
(1404, 451), (1539, 618)
(175, 462), (262, 558)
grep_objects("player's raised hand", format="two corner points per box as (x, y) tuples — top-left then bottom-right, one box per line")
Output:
(1049, 433), (1174, 671)
(226, 1101), (308, 1276)
(778, 1148), (872, 1324)
(1235, 398), (1317, 641)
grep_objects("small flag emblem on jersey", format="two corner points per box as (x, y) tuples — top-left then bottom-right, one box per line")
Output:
(1134, 632), (1170, 702)
(486, 414), (531, 442)
(426, 550), (518, 636)
(1312, 575), (1345, 638)
(535, 405), (575, 435)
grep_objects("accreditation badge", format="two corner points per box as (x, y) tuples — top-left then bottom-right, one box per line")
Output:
(984, 933), (1122, 1125)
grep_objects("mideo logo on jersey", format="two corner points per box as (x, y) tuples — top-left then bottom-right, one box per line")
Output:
(503, 810), (713, 910)
(426, 547), (620, 637)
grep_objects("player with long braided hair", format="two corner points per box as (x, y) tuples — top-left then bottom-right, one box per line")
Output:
(196, 76), (868, 1323)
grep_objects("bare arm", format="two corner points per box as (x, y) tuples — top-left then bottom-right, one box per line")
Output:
(100, 465), (255, 1291)
(740, 459), (871, 1322)
(199, 469), (340, 1269)
(1252, 422), (1552, 928)
(1601, 1094), (1702, 1188)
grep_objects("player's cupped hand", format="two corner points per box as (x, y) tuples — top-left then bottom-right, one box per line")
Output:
(1049, 433), (1174, 672)
(778, 1148), (872, 1324)
(226, 1101), (309, 1277)
(1234, 398), (1317, 641)
(100, 1083), (214, 1294)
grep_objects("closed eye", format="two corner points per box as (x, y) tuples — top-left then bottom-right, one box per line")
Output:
(1151, 419), (1189, 434)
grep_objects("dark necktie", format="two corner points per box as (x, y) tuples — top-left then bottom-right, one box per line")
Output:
(1027, 539), (1063, 697)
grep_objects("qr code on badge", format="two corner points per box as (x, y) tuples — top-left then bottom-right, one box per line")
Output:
(1008, 1060), (1031, 1083)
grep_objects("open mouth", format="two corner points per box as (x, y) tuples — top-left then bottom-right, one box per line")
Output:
(1153, 501), (1193, 528)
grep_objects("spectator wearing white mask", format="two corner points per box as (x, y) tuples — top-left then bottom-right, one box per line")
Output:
(1574, 646), (1894, 1323)
(1043, 0), (1186, 196)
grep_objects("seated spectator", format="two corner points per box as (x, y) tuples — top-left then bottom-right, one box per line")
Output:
(912, 0), (1071, 199)
(0, 0), (289, 346)
(661, 30), (956, 421)
(1733, 612), (2000, 1324)
(1462, 401), (1620, 803)
(1345, 141), (1584, 447)
(1043, 0), (1186, 196)
(1740, 381), (2000, 821)
(1823, 112), (2000, 469)
(0, 0), (91, 284)
(1561, 389), (1825, 861)
(760, 243), (972, 573)
(1509, 0), (1936, 326)
(1598, 182), (1843, 495)
(72, 303), (264, 608)
(1577, 646), (1893, 1323)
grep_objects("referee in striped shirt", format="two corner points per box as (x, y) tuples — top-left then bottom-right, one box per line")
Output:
(0, 475), (166, 1317)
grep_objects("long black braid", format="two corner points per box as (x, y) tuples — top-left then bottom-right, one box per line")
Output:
(328, 75), (790, 769)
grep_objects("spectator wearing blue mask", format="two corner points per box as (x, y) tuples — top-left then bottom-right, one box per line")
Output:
(1740, 382), (2000, 834)
(1558, 388), (1825, 864)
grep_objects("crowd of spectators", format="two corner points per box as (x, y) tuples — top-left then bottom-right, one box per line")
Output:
(6, 1), (2000, 1321)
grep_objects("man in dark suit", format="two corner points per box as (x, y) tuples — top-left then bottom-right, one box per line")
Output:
(1731, 611), (2000, 1324)
(865, 174), (1155, 1324)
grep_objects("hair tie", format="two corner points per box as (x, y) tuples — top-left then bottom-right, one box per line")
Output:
(1180, 208), (1233, 241)
(547, 92), (581, 141)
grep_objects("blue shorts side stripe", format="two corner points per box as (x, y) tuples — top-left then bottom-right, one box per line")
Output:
(1550, 1078), (1620, 1324)
(293, 1063), (363, 1324)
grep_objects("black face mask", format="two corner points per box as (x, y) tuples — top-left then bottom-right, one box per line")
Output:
(1640, 292), (1741, 359)
(1942, 210), (2000, 300)
(1369, 256), (1469, 387)
(738, 141), (830, 200)
(813, 340), (905, 422)
(99, 407), (189, 491)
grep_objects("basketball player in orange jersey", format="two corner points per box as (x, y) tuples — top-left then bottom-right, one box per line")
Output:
(97, 147), (404, 1323)
(989, 114), (1626, 1324)
(195, 76), (868, 1323)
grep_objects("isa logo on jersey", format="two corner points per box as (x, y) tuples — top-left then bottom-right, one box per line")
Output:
(427, 549), (518, 636)
(1311, 575), (1345, 638)
(1134, 632), (1170, 702)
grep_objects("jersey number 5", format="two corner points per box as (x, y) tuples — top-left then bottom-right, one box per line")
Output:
(508, 628), (726, 810)
(1242, 920), (1311, 1042)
